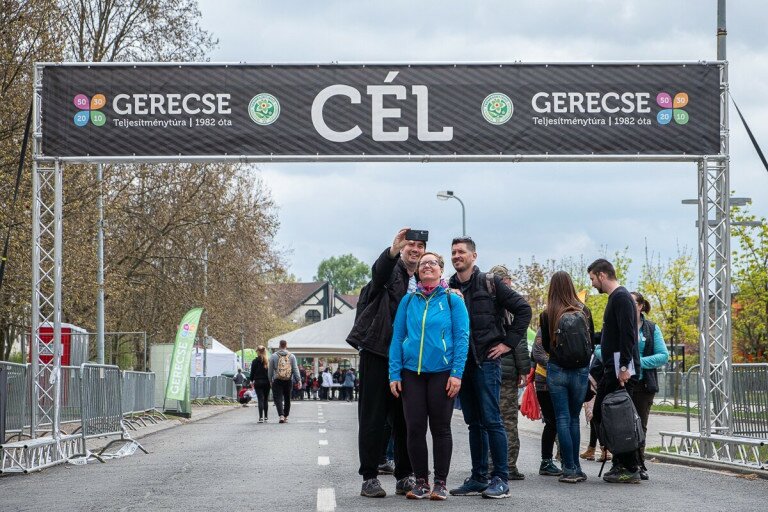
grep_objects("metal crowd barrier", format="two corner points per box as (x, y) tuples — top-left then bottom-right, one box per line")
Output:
(121, 371), (164, 430)
(189, 375), (236, 404)
(731, 363), (768, 437)
(0, 362), (29, 442)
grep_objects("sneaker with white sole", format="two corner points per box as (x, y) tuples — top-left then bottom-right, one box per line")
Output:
(481, 476), (510, 499)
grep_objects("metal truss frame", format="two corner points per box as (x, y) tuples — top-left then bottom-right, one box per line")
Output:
(27, 60), (763, 472)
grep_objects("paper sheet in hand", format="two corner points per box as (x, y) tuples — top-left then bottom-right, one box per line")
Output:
(613, 352), (636, 378)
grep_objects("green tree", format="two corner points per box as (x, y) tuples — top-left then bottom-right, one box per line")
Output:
(315, 254), (370, 294)
(731, 209), (768, 362)
(510, 257), (553, 331)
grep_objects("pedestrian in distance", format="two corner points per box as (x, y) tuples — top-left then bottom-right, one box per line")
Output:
(389, 251), (470, 500)
(447, 237), (532, 499)
(629, 291), (669, 480)
(347, 227), (426, 498)
(233, 368), (247, 395)
(489, 264), (531, 482)
(343, 367), (356, 402)
(587, 259), (643, 484)
(268, 339), (301, 423)
(321, 367), (333, 400)
(531, 328), (563, 477)
(540, 271), (595, 484)
(250, 345), (271, 423)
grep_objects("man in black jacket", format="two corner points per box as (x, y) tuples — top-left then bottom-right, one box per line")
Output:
(489, 264), (531, 481)
(587, 258), (642, 484)
(448, 238), (532, 499)
(347, 227), (424, 498)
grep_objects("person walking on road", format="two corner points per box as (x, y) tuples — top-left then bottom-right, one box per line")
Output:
(250, 346), (271, 423)
(587, 259), (642, 484)
(321, 367), (333, 400)
(447, 237), (532, 500)
(490, 264), (531, 481)
(343, 368), (356, 402)
(347, 227), (425, 498)
(540, 271), (595, 484)
(268, 339), (301, 423)
(389, 251), (470, 500)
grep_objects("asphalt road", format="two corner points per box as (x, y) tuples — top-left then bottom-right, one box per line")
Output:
(1, 400), (766, 511)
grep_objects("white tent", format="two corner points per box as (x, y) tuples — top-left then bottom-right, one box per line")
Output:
(191, 337), (238, 376)
(267, 311), (358, 358)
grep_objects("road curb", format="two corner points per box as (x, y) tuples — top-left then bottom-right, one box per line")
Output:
(648, 452), (768, 480)
(131, 405), (240, 442)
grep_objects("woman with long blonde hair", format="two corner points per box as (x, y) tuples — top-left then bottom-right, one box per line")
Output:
(540, 271), (595, 483)
(250, 345), (271, 423)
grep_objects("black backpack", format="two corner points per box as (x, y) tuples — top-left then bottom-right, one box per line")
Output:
(552, 309), (591, 369)
(598, 389), (645, 475)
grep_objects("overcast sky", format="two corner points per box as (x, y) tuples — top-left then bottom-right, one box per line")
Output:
(197, 0), (768, 287)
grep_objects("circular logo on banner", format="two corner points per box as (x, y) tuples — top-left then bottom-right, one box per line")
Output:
(481, 93), (513, 125)
(248, 93), (281, 125)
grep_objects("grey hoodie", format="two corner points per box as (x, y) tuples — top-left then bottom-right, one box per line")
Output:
(268, 349), (301, 384)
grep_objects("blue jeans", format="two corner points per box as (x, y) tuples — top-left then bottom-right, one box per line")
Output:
(459, 360), (508, 481)
(546, 362), (589, 473)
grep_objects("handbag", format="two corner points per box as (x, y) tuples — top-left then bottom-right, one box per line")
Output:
(520, 368), (541, 420)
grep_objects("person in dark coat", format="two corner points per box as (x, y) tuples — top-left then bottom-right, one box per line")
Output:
(249, 345), (271, 423)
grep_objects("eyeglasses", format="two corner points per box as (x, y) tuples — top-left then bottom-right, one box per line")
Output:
(419, 260), (441, 268)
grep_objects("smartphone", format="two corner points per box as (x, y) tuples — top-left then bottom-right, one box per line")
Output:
(405, 229), (429, 242)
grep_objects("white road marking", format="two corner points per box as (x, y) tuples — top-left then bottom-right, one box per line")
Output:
(317, 488), (336, 512)
(319, 439), (328, 445)
(319, 428), (326, 433)
(318, 420), (326, 424)
(318, 456), (330, 466)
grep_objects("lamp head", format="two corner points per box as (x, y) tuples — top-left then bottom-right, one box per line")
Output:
(436, 190), (454, 200)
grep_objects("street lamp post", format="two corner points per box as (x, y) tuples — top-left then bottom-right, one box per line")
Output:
(436, 190), (466, 236)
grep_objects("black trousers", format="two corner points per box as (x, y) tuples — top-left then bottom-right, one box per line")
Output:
(254, 385), (270, 419)
(272, 379), (293, 418)
(358, 350), (412, 481)
(536, 389), (557, 460)
(593, 373), (639, 471)
(632, 385), (656, 468)
(401, 369), (454, 482)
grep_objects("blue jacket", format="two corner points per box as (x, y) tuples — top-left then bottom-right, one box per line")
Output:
(389, 287), (469, 381)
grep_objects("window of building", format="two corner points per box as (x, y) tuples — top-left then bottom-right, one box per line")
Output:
(305, 309), (321, 324)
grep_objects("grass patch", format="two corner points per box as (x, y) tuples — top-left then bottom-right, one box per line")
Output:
(651, 404), (697, 415)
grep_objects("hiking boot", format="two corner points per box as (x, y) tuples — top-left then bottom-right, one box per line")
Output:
(481, 476), (510, 499)
(575, 469), (588, 482)
(558, 469), (580, 483)
(395, 475), (416, 495)
(580, 446), (596, 460)
(508, 468), (525, 480)
(377, 459), (395, 475)
(449, 476), (488, 496)
(539, 459), (563, 476)
(598, 446), (612, 462)
(603, 467), (641, 484)
(360, 478), (386, 497)
(640, 469), (649, 481)
(430, 480), (448, 501)
(603, 463), (624, 478)
(405, 478), (430, 500)
(279, 416), (285, 423)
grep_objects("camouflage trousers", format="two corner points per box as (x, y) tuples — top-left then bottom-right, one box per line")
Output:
(499, 380), (521, 469)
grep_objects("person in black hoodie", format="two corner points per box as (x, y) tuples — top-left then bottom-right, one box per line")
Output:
(587, 258), (641, 484)
(249, 345), (271, 423)
(347, 227), (425, 498)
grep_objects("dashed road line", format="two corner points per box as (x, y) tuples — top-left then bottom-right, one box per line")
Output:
(319, 439), (328, 445)
(316, 488), (336, 512)
(318, 456), (330, 466)
(319, 428), (327, 434)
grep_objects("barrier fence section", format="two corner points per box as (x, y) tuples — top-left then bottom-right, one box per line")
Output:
(0, 362), (29, 441)
(188, 375), (236, 402)
(121, 371), (161, 429)
(731, 363), (768, 437)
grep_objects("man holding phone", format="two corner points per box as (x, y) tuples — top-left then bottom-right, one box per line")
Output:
(347, 227), (427, 498)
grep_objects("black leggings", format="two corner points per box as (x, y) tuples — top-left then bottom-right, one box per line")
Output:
(255, 385), (270, 419)
(401, 369), (454, 482)
(536, 389), (557, 460)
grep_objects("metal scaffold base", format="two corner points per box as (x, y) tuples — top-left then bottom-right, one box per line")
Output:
(0, 436), (82, 474)
(659, 431), (767, 470)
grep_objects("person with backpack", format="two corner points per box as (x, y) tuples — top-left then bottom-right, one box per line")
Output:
(388, 251), (470, 500)
(531, 328), (562, 477)
(587, 258), (642, 484)
(540, 270), (595, 484)
(268, 339), (301, 423)
(489, 264), (531, 482)
(629, 291), (669, 480)
(250, 345), (271, 423)
(447, 237), (531, 499)
(346, 227), (425, 498)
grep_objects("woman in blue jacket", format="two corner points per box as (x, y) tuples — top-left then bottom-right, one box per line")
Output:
(389, 251), (469, 501)
(630, 291), (669, 480)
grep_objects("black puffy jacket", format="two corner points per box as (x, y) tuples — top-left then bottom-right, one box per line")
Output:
(346, 247), (413, 359)
(448, 266), (532, 365)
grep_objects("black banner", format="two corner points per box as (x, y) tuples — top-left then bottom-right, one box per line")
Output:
(41, 63), (721, 158)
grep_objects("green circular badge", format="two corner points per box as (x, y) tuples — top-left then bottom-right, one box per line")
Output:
(248, 93), (281, 125)
(482, 93), (513, 125)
